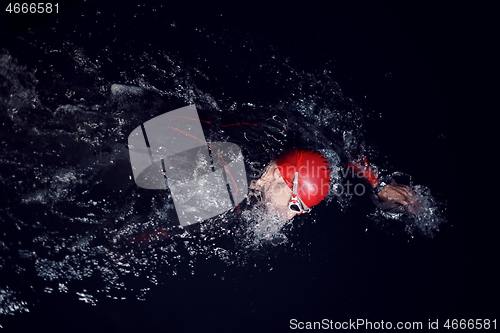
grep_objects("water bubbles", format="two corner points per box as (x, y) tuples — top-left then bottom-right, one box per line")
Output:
(404, 185), (445, 237)
(76, 291), (98, 306)
(239, 201), (292, 249)
(58, 283), (68, 293)
(0, 288), (29, 316)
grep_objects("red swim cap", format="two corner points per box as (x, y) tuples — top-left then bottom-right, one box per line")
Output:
(276, 149), (331, 208)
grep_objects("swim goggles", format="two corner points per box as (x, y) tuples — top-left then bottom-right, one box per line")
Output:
(288, 172), (311, 215)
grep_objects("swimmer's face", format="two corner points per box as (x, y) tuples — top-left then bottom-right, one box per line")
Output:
(252, 161), (298, 220)
(265, 172), (297, 220)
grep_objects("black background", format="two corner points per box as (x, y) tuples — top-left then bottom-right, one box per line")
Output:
(1, 2), (497, 332)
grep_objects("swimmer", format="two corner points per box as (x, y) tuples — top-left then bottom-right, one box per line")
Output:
(108, 119), (422, 248)
(251, 150), (421, 221)
(103, 148), (421, 250)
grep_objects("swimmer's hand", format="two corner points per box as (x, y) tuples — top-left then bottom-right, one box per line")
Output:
(377, 183), (420, 215)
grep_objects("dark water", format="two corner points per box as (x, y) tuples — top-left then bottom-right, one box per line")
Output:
(0, 2), (496, 332)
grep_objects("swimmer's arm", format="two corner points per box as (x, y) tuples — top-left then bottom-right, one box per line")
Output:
(348, 157), (380, 188)
(348, 157), (420, 212)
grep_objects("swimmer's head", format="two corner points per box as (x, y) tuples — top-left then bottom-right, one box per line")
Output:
(252, 149), (331, 219)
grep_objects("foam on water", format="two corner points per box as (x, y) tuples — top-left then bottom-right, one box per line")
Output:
(240, 199), (291, 248)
